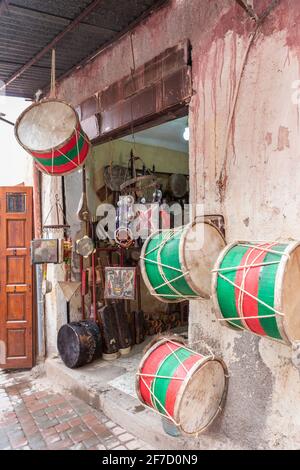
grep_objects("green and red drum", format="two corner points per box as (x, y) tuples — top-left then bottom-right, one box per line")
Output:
(15, 99), (90, 176)
(136, 336), (228, 436)
(140, 221), (225, 303)
(212, 241), (300, 345)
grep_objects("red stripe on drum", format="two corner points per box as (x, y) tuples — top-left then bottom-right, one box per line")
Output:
(35, 140), (89, 175)
(31, 125), (84, 159)
(139, 342), (181, 408)
(234, 244), (271, 336)
(164, 354), (202, 417)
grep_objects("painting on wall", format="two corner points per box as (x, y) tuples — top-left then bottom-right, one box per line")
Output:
(31, 239), (63, 264)
(104, 267), (136, 300)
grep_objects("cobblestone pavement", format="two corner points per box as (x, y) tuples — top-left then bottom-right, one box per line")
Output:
(0, 369), (152, 451)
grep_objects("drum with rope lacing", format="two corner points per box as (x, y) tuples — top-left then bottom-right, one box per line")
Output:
(136, 336), (228, 436)
(211, 240), (300, 345)
(15, 99), (90, 176)
(140, 221), (225, 303)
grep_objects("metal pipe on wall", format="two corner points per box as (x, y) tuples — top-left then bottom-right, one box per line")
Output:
(33, 170), (45, 359)
(33, 164), (46, 360)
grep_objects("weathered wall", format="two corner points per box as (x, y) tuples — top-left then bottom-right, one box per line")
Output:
(55, 0), (300, 449)
(41, 175), (67, 357)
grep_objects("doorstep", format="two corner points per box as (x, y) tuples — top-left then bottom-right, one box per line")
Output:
(45, 336), (239, 450)
(45, 340), (189, 450)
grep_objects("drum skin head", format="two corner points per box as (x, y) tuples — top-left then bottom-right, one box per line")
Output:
(181, 223), (226, 298)
(16, 100), (77, 152)
(57, 324), (80, 369)
(176, 360), (226, 435)
(281, 245), (300, 342)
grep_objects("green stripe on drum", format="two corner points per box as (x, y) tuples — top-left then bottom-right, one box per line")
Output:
(34, 133), (85, 167)
(160, 230), (198, 298)
(216, 244), (249, 328)
(151, 347), (193, 415)
(144, 228), (197, 301)
(257, 243), (287, 340)
(144, 232), (177, 301)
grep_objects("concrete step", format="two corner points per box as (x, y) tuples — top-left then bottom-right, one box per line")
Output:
(45, 354), (188, 450)
(45, 344), (238, 450)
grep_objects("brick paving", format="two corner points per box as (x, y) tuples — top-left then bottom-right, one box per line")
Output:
(0, 369), (152, 451)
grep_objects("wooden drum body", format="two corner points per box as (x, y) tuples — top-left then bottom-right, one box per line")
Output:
(57, 320), (102, 369)
(140, 221), (225, 303)
(212, 241), (300, 345)
(136, 337), (228, 436)
(15, 99), (90, 176)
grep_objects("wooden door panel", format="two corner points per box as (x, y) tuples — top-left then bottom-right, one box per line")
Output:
(7, 293), (26, 322)
(0, 186), (33, 369)
(7, 219), (26, 248)
(6, 329), (26, 358)
(7, 256), (26, 284)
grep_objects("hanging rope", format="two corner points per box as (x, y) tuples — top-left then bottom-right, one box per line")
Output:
(42, 194), (70, 234)
(129, 32), (137, 154)
(50, 49), (56, 99)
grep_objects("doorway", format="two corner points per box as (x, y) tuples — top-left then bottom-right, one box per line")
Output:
(89, 114), (190, 342)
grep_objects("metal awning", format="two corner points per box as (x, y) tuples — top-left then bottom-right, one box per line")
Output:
(0, 0), (167, 99)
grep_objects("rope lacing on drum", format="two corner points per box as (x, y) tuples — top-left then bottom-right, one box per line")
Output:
(213, 242), (286, 325)
(139, 227), (200, 300)
(137, 338), (222, 430)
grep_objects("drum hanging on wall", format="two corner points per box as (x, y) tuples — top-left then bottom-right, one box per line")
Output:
(15, 99), (90, 176)
(212, 241), (300, 345)
(136, 336), (228, 436)
(140, 221), (225, 303)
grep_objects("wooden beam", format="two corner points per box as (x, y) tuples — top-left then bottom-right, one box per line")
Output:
(0, 0), (105, 92)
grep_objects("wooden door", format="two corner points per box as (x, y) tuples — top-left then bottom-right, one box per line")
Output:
(0, 187), (34, 369)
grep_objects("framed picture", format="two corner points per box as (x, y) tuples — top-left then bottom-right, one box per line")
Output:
(104, 267), (136, 300)
(30, 239), (63, 265)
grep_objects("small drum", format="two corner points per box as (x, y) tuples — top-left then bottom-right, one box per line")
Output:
(140, 221), (225, 303)
(212, 241), (300, 345)
(15, 99), (90, 176)
(136, 336), (228, 436)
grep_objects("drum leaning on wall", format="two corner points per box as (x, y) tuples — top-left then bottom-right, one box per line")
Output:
(57, 321), (102, 369)
(211, 240), (300, 345)
(136, 336), (228, 436)
(15, 99), (90, 176)
(140, 221), (225, 303)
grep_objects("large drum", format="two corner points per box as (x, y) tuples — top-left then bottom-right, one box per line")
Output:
(212, 241), (300, 345)
(57, 320), (102, 369)
(15, 99), (90, 176)
(140, 221), (225, 303)
(136, 337), (228, 436)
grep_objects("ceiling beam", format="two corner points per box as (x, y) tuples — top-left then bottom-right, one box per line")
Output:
(0, 59), (64, 70)
(7, 3), (119, 35)
(0, 0), (105, 92)
(50, 0), (170, 90)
